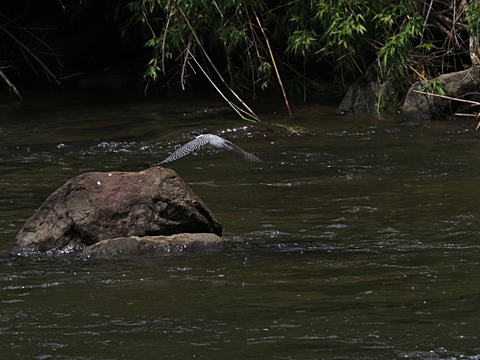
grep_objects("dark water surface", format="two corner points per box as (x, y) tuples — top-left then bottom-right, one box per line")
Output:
(1, 95), (480, 359)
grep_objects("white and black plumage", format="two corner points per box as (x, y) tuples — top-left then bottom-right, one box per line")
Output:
(159, 134), (261, 164)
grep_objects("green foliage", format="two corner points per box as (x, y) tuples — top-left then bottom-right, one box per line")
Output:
(419, 79), (446, 96)
(465, 0), (480, 35)
(127, 0), (269, 89)
(287, 30), (317, 57)
(315, 0), (368, 56)
(314, 0), (425, 85)
(124, 0), (470, 107)
(2, 0), (475, 110)
(377, 11), (424, 77)
(145, 58), (161, 81)
(257, 61), (272, 91)
(416, 43), (436, 52)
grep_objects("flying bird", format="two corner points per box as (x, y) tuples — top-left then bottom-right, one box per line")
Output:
(159, 134), (261, 164)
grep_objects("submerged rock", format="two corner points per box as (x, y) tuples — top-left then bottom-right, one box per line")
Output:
(81, 233), (224, 259)
(12, 167), (222, 257)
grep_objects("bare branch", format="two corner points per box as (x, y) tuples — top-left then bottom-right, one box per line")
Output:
(177, 5), (260, 121)
(0, 68), (23, 100)
(413, 89), (480, 105)
(2, 27), (60, 84)
(253, 11), (292, 118)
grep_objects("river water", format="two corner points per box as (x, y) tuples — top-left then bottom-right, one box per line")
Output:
(1, 94), (480, 359)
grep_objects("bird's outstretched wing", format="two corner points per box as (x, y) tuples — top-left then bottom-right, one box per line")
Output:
(159, 136), (212, 164)
(158, 134), (261, 164)
(221, 140), (262, 162)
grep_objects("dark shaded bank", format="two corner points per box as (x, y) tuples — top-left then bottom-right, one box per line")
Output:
(0, 1), (141, 87)
(2, 1), (480, 120)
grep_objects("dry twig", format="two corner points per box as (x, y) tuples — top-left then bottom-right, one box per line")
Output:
(177, 6), (260, 121)
(253, 11), (292, 118)
(2, 27), (60, 85)
(413, 89), (480, 105)
(0, 68), (23, 100)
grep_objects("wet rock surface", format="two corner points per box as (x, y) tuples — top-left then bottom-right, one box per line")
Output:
(12, 167), (222, 257)
(80, 233), (224, 259)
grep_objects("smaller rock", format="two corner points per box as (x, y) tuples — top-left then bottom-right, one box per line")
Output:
(338, 63), (393, 114)
(80, 233), (224, 259)
(402, 67), (480, 120)
(337, 64), (380, 114)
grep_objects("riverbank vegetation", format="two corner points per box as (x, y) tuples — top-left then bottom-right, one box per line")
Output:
(1, 0), (479, 113)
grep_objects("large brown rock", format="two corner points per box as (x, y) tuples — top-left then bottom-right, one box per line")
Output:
(12, 167), (222, 257)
